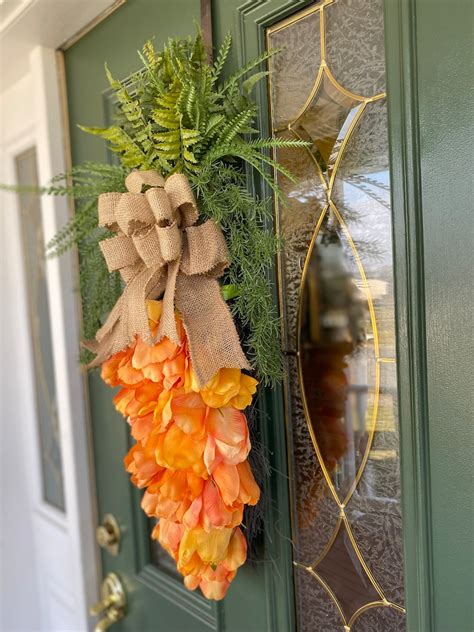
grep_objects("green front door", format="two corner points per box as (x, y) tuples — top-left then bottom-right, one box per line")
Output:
(64, 1), (473, 631)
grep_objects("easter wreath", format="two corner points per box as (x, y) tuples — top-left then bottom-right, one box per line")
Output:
(13, 32), (306, 600)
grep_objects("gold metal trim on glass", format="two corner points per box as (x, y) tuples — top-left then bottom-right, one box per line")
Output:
(267, 0), (405, 629)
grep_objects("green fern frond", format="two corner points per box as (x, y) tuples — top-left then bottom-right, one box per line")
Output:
(204, 113), (225, 139)
(247, 137), (308, 149)
(242, 71), (269, 96)
(79, 125), (150, 169)
(152, 109), (180, 130)
(216, 108), (256, 145)
(142, 39), (159, 71)
(212, 32), (232, 82)
(219, 49), (277, 95)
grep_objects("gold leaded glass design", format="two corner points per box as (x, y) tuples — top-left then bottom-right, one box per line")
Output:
(267, 1), (405, 630)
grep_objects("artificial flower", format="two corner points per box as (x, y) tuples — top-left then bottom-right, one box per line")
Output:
(170, 392), (251, 473)
(153, 521), (248, 600)
(199, 368), (258, 410)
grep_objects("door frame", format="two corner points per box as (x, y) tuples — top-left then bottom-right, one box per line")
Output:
(384, 1), (473, 631)
(232, 1), (471, 631)
(383, 2), (434, 629)
(9, 0), (468, 629)
(233, 1), (473, 631)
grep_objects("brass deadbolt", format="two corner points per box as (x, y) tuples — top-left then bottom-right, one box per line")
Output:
(96, 514), (121, 556)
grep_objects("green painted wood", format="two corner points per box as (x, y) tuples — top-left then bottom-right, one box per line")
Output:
(383, 2), (434, 629)
(64, 1), (296, 630)
(384, 1), (474, 631)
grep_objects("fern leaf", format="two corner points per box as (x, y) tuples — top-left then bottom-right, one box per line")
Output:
(216, 108), (255, 145)
(204, 114), (225, 140)
(104, 63), (121, 91)
(142, 40), (157, 67)
(181, 128), (201, 145)
(183, 149), (197, 163)
(79, 125), (149, 169)
(212, 32), (232, 82)
(219, 49), (278, 95)
(248, 137), (311, 149)
(152, 109), (180, 130)
(242, 71), (269, 96)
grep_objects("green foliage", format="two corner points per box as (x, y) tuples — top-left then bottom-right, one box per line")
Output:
(45, 162), (127, 256)
(45, 162), (128, 343)
(32, 32), (307, 385)
(81, 32), (301, 185)
(191, 163), (283, 384)
(0, 162), (128, 343)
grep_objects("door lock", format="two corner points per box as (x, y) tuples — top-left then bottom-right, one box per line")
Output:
(89, 572), (126, 632)
(96, 514), (121, 555)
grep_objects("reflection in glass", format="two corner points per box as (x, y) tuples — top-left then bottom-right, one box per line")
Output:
(300, 211), (372, 498)
(16, 148), (65, 511)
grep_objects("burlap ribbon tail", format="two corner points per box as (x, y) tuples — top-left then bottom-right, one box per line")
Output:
(84, 170), (250, 386)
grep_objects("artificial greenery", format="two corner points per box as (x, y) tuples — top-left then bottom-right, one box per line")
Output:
(23, 32), (307, 384)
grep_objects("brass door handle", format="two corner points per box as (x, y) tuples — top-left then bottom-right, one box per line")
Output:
(89, 593), (121, 617)
(89, 572), (126, 632)
(94, 607), (122, 632)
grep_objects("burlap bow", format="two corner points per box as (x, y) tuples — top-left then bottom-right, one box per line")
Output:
(85, 170), (250, 386)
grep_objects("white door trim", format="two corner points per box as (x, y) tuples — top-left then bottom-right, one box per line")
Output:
(31, 45), (100, 630)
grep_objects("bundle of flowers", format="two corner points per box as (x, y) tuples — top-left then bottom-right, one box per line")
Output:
(101, 300), (259, 600)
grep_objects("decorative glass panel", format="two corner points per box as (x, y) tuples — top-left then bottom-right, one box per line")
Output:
(16, 148), (65, 511)
(267, 1), (405, 629)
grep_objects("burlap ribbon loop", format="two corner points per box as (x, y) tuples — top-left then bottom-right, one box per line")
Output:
(85, 170), (250, 386)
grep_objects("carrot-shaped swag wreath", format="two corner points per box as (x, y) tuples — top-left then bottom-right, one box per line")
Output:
(1, 33), (308, 601)
(95, 169), (259, 599)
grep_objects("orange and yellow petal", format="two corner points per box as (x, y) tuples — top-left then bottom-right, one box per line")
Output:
(200, 368), (241, 408)
(230, 374), (258, 409)
(171, 392), (207, 437)
(155, 424), (207, 477)
(212, 463), (240, 506)
(236, 460), (260, 505)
